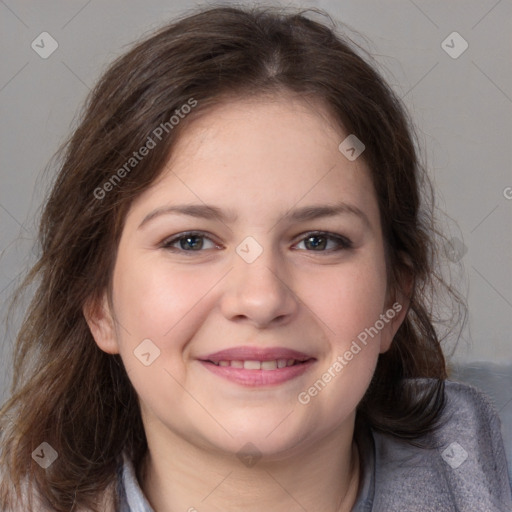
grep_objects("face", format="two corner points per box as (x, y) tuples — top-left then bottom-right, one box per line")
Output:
(86, 95), (406, 458)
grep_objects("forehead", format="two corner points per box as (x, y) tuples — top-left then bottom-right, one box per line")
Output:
(168, 94), (347, 176)
(129, 94), (378, 225)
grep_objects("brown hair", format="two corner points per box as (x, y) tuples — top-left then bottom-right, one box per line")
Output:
(0, 5), (463, 511)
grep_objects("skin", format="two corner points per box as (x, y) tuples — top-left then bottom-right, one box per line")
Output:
(85, 94), (409, 512)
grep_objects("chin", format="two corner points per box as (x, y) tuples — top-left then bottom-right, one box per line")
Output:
(203, 422), (313, 460)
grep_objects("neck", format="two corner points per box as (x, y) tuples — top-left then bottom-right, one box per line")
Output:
(139, 421), (360, 512)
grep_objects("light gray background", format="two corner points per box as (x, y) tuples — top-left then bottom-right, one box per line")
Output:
(1, 0), (511, 405)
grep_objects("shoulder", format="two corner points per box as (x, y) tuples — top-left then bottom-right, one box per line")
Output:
(438, 380), (506, 450)
(370, 379), (512, 512)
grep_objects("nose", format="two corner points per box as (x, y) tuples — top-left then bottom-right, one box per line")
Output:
(219, 245), (299, 329)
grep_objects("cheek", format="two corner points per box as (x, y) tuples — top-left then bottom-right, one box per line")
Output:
(110, 254), (227, 393)
(295, 260), (388, 425)
(112, 253), (213, 341)
(110, 255), (207, 411)
(298, 253), (388, 346)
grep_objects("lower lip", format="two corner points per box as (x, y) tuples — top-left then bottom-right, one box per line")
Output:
(199, 360), (315, 387)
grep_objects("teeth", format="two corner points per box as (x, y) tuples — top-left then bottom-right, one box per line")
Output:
(261, 360), (278, 370)
(244, 360), (261, 370)
(212, 359), (301, 370)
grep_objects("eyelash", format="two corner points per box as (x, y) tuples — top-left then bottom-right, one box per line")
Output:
(160, 230), (353, 254)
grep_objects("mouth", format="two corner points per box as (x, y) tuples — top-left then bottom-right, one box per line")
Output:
(198, 346), (316, 387)
(206, 358), (309, 370)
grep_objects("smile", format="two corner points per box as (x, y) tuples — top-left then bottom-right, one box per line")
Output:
(210, 359), (302, 370)
(198, 346), (316, 386)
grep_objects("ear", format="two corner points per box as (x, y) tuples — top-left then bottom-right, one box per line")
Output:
(83, 293), (120, 354)
(379, 272), (413, 354)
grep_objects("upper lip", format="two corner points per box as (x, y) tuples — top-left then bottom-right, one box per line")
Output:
(199, 346), (315, 363)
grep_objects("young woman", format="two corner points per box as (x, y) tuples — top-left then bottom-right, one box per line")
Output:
(1, 5), (510, 512)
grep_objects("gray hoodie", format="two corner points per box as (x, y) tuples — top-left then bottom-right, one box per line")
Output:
(117, 380), (512, 511)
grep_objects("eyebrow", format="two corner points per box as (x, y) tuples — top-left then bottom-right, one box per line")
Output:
(138, 202), (370, 230)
